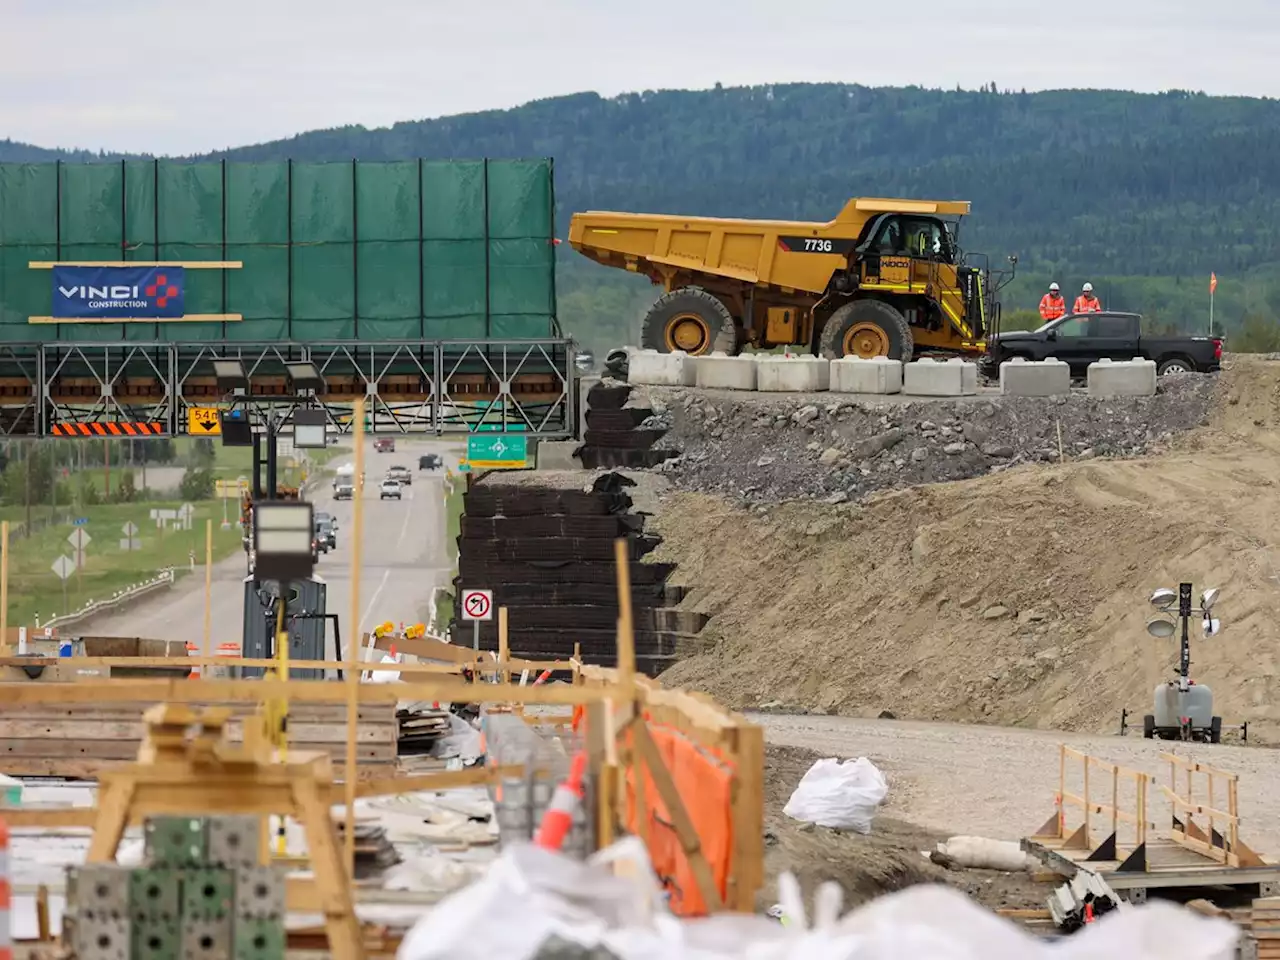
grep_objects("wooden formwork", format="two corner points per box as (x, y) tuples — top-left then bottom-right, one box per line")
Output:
(571, 660), (764, 914)
(1024, 744), (1279, 904)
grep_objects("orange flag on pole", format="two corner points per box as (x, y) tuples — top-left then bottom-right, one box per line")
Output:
(1210, 272), (1218, 294)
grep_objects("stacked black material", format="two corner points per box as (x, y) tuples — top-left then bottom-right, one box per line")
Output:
(333, 820), (401, 879)
(578, 380), (678, 470)
(451, 473), (706, 675)
(396, 703), (452, 755)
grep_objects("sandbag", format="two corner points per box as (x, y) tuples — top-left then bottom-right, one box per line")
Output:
(935, 836), (1031, 872)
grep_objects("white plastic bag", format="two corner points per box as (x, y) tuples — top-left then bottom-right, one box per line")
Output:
(396, 841), (666, 960)
(782, 758), (887, 834)
(429, 713), (484, 764)
(366, 653), (401, 683)
(1049, 899), (1238, 960)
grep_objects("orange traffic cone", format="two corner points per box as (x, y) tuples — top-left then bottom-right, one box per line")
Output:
(534, 752), (588, 851)
(186, 642), (200, 679)
(531, 669), (553, 686)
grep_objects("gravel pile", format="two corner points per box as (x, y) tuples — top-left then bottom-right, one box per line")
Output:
(636, 376), (1218, 503)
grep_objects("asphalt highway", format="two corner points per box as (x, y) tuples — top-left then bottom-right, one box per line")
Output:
(86, 435), (463, 666)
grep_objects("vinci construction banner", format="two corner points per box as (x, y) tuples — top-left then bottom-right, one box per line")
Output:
(52, 265), (186, 319)
(0, 158), (557, 343)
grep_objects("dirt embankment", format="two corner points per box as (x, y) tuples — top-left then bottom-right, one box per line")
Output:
(652, 357), (1280, 741)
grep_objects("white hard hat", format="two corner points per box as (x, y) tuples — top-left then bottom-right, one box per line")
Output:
(1049, 282), (1060, 292)
(1082, 282), (1094, 292)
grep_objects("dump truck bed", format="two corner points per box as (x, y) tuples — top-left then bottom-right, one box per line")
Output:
(569, 198), (971, 294)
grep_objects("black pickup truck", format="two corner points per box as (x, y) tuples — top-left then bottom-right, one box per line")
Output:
(982, 312), (1222, 378)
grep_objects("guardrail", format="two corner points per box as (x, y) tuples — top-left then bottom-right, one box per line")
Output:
(38, 568), (177, 632)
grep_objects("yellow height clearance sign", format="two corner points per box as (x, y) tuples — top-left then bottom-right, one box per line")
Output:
(188, 406), (222, 436)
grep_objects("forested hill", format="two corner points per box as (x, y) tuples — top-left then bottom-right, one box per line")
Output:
(7, 83), (1280, 349)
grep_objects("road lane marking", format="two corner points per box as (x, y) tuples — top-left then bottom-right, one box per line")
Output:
(359, 569), (391, 634)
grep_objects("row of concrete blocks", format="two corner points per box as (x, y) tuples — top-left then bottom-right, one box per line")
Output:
(1002, 357), (1157, 398)
(627, 349), (1158, 398)
(629, 348), (979, 396)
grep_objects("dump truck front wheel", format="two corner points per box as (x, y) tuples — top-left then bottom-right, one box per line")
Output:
(640, 288), (738, 356)
(820, 300), (913, 362)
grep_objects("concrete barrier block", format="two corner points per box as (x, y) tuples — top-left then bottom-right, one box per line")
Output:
(999, 357), (1071, 397)
(1087, 358), (1157, 397)
(627, 348), (696, 387)
(756, 355), (830, 392)
(830, 356), (903, 395)
(904, 357), (978, 396)
(692, 351), (758, 390)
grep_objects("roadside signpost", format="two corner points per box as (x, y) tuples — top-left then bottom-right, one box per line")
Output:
(151, 507), (177, 539)
(215, 480), (238, 528)
(51, 555), (75, 614)
(460, 587), (494, 651)
(120, 522), (140, 551)
(465, 435), (528, 470)
(67, 527), (90, 593)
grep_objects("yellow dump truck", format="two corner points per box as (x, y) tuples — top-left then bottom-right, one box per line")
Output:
(569, 198), (1014, 362)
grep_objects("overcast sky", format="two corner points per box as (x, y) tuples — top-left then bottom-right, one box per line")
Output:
(4, 0), (1278, 155)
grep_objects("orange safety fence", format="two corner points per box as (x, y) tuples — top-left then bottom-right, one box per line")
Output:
(621, 717), (735, 916)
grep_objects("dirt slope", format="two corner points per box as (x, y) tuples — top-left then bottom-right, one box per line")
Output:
(654, 357), (1280, 741)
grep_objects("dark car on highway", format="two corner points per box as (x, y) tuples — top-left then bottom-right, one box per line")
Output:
(418, 453), (442, 471)
(982, 312), (1222, 378)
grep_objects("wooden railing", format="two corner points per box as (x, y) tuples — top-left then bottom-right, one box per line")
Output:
(1159, 752), (1261, 867)
(1057, 744), (1153, 852)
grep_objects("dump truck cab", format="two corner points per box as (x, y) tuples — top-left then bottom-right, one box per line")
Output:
(568, 198), (1014, 363)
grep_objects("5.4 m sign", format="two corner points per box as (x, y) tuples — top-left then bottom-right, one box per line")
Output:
(52, 265), (185, 319)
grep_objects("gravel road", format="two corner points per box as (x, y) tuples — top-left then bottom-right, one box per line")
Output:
(756, 712), (1280, 855)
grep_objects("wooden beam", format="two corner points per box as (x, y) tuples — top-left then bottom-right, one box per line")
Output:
(28, 260), (243, 269)
(344, 396), (366, 879)
(28, 314), (243, 324)
(0, 655), (475, 674)
(729, 723), (765, 911)
(0, 677), (600, 707)
(0, 522), (8, 658)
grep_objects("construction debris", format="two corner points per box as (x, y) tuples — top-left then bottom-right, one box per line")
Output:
(1047, 872), (1122, 933)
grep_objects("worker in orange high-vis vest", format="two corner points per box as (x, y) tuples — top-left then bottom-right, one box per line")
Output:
(1039, 282), (1067, 321)
(1074, 282), (1102, 314)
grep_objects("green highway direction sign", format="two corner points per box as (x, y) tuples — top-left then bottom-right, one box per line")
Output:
(465, 434), (529, 470)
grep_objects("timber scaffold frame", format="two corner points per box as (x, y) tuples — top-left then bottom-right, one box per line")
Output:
(0, 631), (764, 956)
(0, 336), (577, 438)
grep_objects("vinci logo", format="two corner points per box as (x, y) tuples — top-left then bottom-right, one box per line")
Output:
(51, 265), (185, 320)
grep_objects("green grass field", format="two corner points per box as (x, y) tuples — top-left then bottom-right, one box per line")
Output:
(2, 499), (244, 626)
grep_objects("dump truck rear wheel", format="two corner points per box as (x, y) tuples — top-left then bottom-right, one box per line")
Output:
(820, 300), (913, 362)
(640, 288), (738, 356)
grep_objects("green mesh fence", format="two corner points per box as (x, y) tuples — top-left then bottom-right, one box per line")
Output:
(0, 158), (557, 343)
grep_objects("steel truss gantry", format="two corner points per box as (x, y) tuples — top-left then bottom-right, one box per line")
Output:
(0, 337), (578, 439)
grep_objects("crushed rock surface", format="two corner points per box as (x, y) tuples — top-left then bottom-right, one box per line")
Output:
(634, 376), (1216, 504)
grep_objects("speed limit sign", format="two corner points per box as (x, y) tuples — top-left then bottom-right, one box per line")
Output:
(461, 588), (494, 622)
